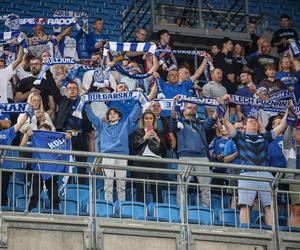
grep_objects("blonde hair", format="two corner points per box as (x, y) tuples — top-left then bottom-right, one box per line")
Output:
(279, 56), (296, 73)
(27, 92), (44, 111)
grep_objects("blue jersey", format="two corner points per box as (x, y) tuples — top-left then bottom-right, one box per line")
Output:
(209, 136), (228, 160)
(223, 138), (241, 164)
(268, 135), (287, 168)
(232, 130), (275, 166)
(275, 71), (300, 87)
(209, 136), (228, 173)
(160, 79), (193, 117)
(0, 127), (17, 169)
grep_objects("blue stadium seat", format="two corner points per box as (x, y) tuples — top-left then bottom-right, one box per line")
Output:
(114, 201), (147, 220)
(126, 188), (137, 201)
(279, 226), (300, 233)
(216, 209), (240, 227)
(1, 206), (24, 212)
(31, 208), (63, 214)
(7, 180), (25, 205)
(250, 210), (261, 224)
(188, 206), (213, 225)
(211, 194), (222, 209)
(16, 195), (28, 210)
(240, 223), (272, 230)
(161, 190), (177, 205)
(60, 199), (79, 215)
(189, 192), (202, 206)
(62, 184), (90, 209)
(148, 203), (181, 223)
(40, 191), (50, 209)
(85, 199), (113, 217)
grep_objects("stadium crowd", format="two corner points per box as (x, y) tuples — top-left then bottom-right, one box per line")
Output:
(0, 13), (300, 227)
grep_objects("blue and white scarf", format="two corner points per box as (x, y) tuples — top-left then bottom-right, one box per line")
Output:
(73, 91), (148, 119)
(1, 14), (77, 30)
(34, 57), (96, 85)
(53, 10), (88, 35)
(0, 31), (28, 51)
(0, 103), (34, 117)
(103, 41), (157, 62)
(289, 39), (300, 58)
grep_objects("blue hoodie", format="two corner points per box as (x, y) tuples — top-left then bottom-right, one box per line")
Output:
(171, 117), (216, 157)
(85, 102), (141, 154)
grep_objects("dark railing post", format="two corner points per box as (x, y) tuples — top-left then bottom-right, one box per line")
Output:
(271, 172), (283, 250)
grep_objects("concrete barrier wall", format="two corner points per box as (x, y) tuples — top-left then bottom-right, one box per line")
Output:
(1, 214), (300, 250)
(7, 228), (84, 250)
(103, 234), (176, 250)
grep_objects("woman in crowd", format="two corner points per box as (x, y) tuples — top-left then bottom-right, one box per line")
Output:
(17, 92), (55, 136)
(129, 110), (167, 203)
(275, 56), (300, 101)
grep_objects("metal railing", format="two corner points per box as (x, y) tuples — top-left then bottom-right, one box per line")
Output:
(121, 0), (252, 41)
(1, 145), (300, 249)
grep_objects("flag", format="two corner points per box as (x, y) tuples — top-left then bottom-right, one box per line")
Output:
(31, 131), (71, 181)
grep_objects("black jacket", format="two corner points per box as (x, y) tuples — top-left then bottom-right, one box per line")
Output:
(129, 128), (167, 157)
(54, 95), (92, 133)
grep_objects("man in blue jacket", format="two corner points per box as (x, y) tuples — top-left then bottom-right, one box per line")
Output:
(85, 18), (109, 58)
(171, 95), (220, 207)
(85, 97), (141, 202)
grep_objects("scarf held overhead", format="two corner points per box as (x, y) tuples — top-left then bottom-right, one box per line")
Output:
(72, 91), (148, 119)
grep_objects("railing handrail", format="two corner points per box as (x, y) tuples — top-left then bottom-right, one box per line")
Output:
(1, 145), (300, 175)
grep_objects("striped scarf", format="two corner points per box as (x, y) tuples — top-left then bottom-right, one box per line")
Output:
(0, 31), (28, 51)
(103, 41), (157, 62)
(34, 57), (97, 85)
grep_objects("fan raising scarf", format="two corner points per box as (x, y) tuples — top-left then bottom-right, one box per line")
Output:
(156, 49), (214, 80)
(288, 39), (300, 58)
(72, 91), (148, 119)
(53, 10), (88, 35)
(33, 57), (97, 85)
(103, 41), (157, 77)
(1, 14), (77, 30)
(0, 31), (28, 51)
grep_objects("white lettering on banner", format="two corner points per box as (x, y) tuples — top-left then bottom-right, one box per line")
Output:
(19, 17), (75, 26)
(45, 57), (75, 65)
(0, 103), (27, 112)
(87, 92), (132, 102)
(47, 18), (74, 25)
(19, 18), (35, 25)
(48, 138), (67, 149)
